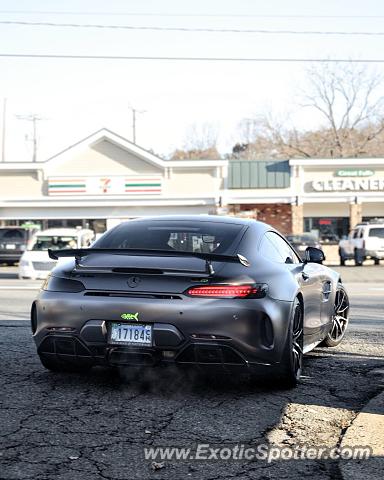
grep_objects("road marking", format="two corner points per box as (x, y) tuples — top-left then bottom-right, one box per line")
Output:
(0, 317), (29, 321)
(349, 293), (384, 297)
(0, 286), (39, 290)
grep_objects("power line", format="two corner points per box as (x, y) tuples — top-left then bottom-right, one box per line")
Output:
(1, 54), (384, 62)
(1, 20), (384, 35)
(0, 11), (383, 18)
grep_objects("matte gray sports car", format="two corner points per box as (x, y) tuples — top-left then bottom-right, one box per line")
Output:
(32, 216), (349, 387)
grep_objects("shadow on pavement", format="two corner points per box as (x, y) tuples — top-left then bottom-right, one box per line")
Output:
(0, 271), (18, 279)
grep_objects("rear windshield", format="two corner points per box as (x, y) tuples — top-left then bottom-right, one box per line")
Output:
(0, 228), (27, 240)
(29, 236), (78, 251)
(368, 228), (384, 238)
(95, 221), (245, 254)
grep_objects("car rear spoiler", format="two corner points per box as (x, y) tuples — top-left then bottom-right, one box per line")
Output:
(48, 248), (250, 276)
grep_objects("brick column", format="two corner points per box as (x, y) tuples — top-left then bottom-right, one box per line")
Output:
(349, 200), (362, 228)
(291, 203), (304, 234)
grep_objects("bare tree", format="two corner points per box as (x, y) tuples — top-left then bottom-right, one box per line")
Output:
(232, 117), (271, 159)
(183, 122), (219, 151)
(232, 62), (384, 159)
(171, 122), (220, 159)
(300, 61), (384, 157)
(233, 114), (310, 159)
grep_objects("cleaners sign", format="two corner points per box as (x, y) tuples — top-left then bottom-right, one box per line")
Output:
(312, 178), (384, 192)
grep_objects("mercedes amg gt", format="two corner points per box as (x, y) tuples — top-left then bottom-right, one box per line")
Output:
(31, 216), (349, 387)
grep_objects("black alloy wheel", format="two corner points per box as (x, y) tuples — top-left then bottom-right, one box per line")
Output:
(278, 298), (303, 388)
(321, 284), (349, 347)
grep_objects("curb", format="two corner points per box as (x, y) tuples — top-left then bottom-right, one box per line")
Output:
(339, 385), (384, 480)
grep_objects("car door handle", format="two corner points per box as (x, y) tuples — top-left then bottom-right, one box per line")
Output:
(302, 272), (310, 281)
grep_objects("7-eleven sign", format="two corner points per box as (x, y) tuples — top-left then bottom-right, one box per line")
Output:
(49, 175), (162, 195)
(100, 177), (111, 194)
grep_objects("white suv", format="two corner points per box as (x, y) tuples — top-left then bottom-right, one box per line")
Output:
(338, 220), (384, 266)
(18, 228), (95, 279)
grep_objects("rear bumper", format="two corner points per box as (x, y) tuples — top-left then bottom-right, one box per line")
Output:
(32, 291), (293, 370)
(19, 266), (51, 279)
(0, 252), (23, 262)
(37, 338), (262, 373)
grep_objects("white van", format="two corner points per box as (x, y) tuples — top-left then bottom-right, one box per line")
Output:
(18, 228), (95, 279)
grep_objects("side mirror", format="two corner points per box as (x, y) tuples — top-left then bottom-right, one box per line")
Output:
(304, 246), (325, 264)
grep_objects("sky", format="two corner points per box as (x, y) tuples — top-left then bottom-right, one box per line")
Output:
(1, 0), (384, 161)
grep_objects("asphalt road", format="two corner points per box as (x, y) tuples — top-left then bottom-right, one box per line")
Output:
(0, 266), (383, 479)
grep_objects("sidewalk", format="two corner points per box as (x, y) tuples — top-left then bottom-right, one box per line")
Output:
(330, 265), (384, 283)
(339, 375), (384, 479)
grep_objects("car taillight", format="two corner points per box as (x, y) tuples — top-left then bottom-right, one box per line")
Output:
(186, 284), (267, 298)
(42, 275), (85, 293)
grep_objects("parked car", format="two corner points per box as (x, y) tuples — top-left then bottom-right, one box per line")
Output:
(32, 216), (349, 388)
(18, 228), (95, 279)
(320, 233), (339, 244)
(0, 227), (33, 265)
(338, 220), (384, 266)
(286, 234), (321, 259)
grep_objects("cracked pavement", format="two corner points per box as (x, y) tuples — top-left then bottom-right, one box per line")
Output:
(0, 279), (383, 479)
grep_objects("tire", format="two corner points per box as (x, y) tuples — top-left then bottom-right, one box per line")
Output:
(339, 249), (346, 266)
(39, 354), (91, 373)
(276, 298), (303, 388)
(354, 249), (363, 266)
(320, 284), (349, 348)
(374, 258), (380, 265)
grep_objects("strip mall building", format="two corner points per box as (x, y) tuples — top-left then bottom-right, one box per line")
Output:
(1, 128), (383, 241)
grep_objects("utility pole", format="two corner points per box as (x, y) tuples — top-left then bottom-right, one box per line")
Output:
(16, 114), (44, 162)
(128, 105), (146, 144)
(1, 98), (6, 162)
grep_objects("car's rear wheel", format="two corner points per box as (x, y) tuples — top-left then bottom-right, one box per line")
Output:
(374, 258), (380, 265)
(320, 284), (349, 347)
(354, 249), (364, 266)
(277, 298), (303, 388)
(39, 354), (91, 373)
(339, 249), (346, 266)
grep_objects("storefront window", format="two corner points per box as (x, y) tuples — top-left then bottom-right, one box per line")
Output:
(87, 219), (107, 234)
(304, 217), (349, 244)
(47, 219), (68, 229)
(0, 219), (43, 230)
(46, 219), (103, 230)
(362, 216), (384, 223)
(66, 219), (85, 228)
(1, 219), (107, 233)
